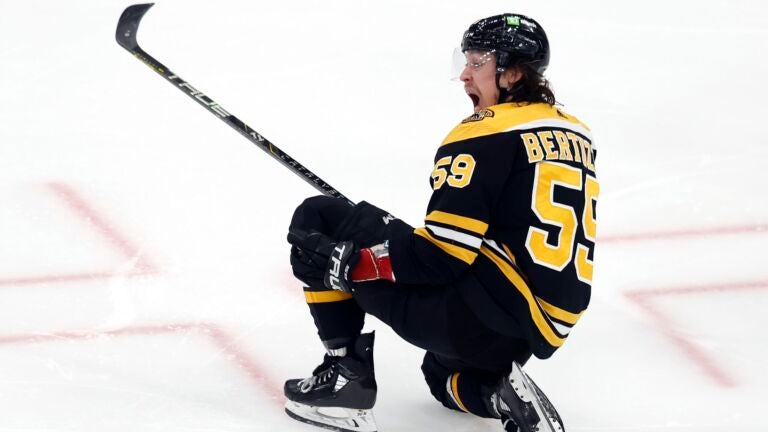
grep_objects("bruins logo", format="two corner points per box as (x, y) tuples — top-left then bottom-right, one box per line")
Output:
(462, 109), (495, 123)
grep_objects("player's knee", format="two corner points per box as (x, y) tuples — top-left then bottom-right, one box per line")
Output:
(421, 352), (499, 418)
(301, 195), (336, 210)
(291, 195), (352, 235)
(420, 352), (456, 408)
(295, 195), (337, 219)
(290, 195), (336, 233)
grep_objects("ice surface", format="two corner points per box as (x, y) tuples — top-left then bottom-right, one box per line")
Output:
(1, 0), (767, 430)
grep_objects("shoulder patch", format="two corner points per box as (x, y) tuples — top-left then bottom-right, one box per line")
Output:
(462, 109), (495, 123)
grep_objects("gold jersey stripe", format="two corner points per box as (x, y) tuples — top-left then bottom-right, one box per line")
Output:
(502, 243), (518, 266)
(414, 227), (477, 264)
(442, 103), (591, 147)
(479, 245), (565, 347)
(304, 290), (353, 304)
(425, 210), (489, 235)
(450, 373), (470, 413)
(536, 297), (584, 326)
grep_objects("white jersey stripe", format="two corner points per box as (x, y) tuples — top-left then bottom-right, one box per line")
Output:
(550, 320), (571, 336)
(482, 238), (510, 261)
(426, 224), (482, 249)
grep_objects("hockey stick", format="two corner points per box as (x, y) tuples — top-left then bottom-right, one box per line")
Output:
(115, 3), (354, 206)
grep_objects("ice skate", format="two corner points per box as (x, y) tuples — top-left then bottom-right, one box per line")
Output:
(491, 361), (564, 432)
(284, 332), (378, 432)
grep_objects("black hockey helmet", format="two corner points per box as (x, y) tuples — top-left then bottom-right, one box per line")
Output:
(461, 14), (550, 74)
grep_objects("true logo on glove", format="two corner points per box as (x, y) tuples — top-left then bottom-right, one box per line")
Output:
(327, 243), (346, 291)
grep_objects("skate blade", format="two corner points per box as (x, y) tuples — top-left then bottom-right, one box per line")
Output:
(509, 362), (564, 432)
(285, 400), (378, 432)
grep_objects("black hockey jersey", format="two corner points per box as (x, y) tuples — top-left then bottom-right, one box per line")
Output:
(388, 103), (599, 359)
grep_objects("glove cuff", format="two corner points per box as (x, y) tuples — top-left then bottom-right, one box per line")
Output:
(351, 242), (395, 283)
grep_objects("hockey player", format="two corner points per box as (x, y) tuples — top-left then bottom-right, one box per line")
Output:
(284, 13), (598, 432)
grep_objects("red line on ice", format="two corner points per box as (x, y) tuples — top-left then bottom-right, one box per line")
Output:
(600, 223), (768, 243)
(200, 323), (285, 403)
(47, 182), (157, 273)
(0, 322), (285, 405)
(0, 271), (149, 287)
(624, 279), (768, 388)
(0, 183), (158, 287)
(629, 280), (768, 297)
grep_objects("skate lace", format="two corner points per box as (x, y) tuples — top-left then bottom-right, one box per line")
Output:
(298, 363), (336, 393)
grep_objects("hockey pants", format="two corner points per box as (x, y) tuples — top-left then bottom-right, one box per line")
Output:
(289, 195), (532, 418)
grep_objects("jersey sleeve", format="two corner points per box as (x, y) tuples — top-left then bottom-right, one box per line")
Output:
(388, 129), (515, 285)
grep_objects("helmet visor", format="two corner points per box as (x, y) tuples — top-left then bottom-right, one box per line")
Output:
(450, 48), (496, 81)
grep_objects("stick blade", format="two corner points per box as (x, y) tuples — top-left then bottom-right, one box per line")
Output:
(115, 3), (155, 51)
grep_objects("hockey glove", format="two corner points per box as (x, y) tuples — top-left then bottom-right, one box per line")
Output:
(332, 201), (413, 248)
(287, 229), (337, 288)
(324, 240), (396, 292)
(288, 228), (360, 293)
(323, 240), (359, 293)
(288, 229), (395, 293)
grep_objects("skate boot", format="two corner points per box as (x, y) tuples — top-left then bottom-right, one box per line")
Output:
(489, 361), (564, 432)
(284, 332), (378, 432)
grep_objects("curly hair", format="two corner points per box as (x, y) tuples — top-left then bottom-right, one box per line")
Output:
(502, 64), (556, 105)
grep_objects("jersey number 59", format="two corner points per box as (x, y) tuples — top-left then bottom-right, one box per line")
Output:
(431, 154), (476, 190)
(526, 161), (599, 285)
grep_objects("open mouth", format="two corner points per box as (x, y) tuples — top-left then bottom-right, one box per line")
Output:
(468, 93), (479, 108)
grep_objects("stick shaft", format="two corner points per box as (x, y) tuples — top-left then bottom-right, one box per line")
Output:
(116, 3), (354, 205)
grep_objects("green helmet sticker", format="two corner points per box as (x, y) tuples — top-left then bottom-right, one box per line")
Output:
(506, 16), (521, 27)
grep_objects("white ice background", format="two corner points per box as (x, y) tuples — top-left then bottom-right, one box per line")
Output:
(1, 1), (767, 431)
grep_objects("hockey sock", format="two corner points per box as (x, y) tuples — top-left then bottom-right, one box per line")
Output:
(303, 285), (364, 344)
(444, 372), (500, 419)
(323, 336), (355, 357)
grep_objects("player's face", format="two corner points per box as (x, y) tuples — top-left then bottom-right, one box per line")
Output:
(460, 50), (500, 112)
